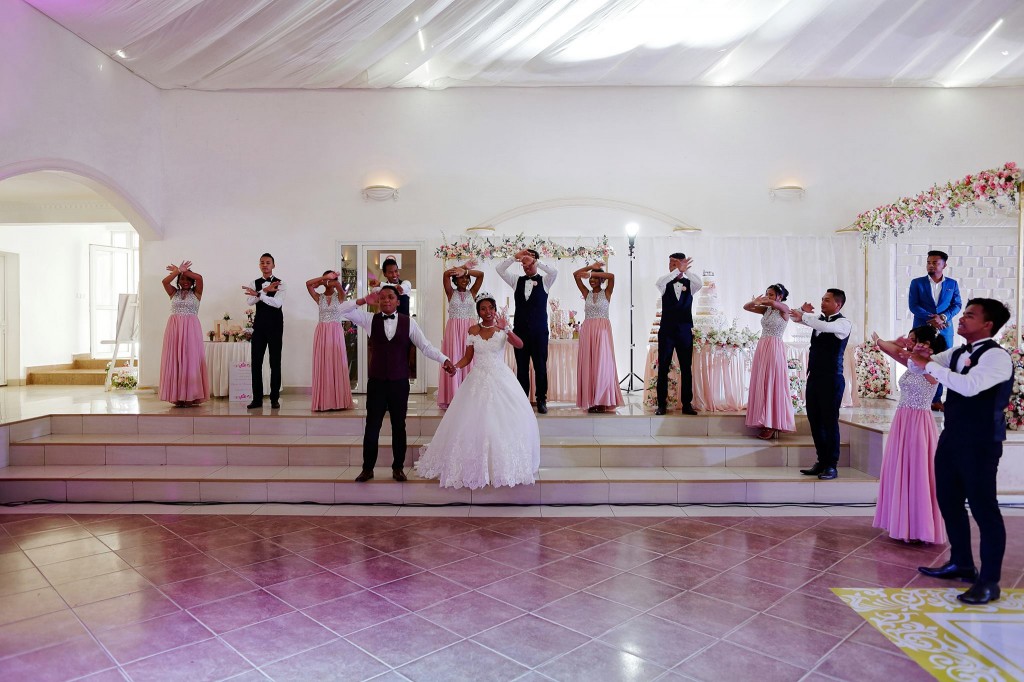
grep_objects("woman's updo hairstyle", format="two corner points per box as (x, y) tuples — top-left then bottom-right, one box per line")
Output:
(767, 283), (789, 301)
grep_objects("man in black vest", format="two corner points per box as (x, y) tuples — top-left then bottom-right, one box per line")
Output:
(497, 248), (558, 414)
(654, 252), (703, 416)
(242, 253), (284, 410)
(790, 288), (851, 480)
(909, 298), (1012, 605)
(340, 286), (454, 482)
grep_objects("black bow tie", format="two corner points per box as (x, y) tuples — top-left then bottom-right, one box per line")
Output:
(819, 314), (838, 322)
(526, 275), (542, 282)
(382, 314), (396, 320)
(960, 343), (973, 353)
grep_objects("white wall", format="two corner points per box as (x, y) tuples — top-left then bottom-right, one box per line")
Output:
(0, 224), (119, 374)
(144, 86), (1024, 388)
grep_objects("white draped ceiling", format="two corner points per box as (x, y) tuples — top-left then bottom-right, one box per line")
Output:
(23, 0), (1024, 90)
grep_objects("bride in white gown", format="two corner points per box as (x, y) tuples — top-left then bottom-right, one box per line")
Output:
(415, 293), (541, 489)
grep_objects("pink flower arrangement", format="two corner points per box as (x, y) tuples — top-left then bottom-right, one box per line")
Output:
(435, 233), (614, 262)
(856, 162), (1022, 246)
(855, 339), (891, 398)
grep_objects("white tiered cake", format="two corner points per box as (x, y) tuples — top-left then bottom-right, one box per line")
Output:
(693, 270), (727, 331)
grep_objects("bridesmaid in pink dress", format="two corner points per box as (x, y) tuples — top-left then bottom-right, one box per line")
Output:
(437, 263), (483, 409)
(871, 326), (947, 544)
(744, 283), (795, 439)
(159, 261), (210, 407)
(574, 262), (624, 412)
(306, 271), (353, 411)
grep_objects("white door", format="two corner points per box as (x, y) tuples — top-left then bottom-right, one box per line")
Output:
(89, 245), (134, 358)
(0, 253), (6, 386)
(353, 243), (425, 394)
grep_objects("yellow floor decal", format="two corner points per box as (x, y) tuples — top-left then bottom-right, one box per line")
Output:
(833, 588), (1024, 681)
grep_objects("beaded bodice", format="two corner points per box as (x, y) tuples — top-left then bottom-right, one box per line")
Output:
(898, 370), (935, 410)
(318, 293), (344, 323)
(448, 291), (475, 319)
(169, 290), (200, 316)
(760, 308), (787, 338)
(584, 292), (610, 320)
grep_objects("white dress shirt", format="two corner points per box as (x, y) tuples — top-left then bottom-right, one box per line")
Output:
(796, 312), (853, 340)
(337, 301), (448, 364)
(496, 258), (558, 300)
(372, 279), (413, 297)
(929, 275), (944, 306)
(654, 269), (703, 297)
(246, 279), (285, 309)
(913, 337), (1013, 397)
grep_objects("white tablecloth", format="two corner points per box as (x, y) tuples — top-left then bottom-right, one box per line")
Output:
(204, 342), (269, 398)
(504, 339), (578, 402)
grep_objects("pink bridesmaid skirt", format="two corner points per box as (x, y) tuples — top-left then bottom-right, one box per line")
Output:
(159, 314), (209, 404)
(312, 321), (353, 411)
(438, 318), (473, 408)
(873, 407), (946, 544)
(576, 318), (624, 409)
(745, 336), (795, 432)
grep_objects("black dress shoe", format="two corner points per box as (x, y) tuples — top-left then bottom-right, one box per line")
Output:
(799, 463), (825, 476)
(245, 401), (262, 410)
(392, 468), (407, 482)
(270, 400), (281, 409)
(354, 469), (374, 482)
(682, 404), (698, 416)
(918, 561), (978, 582)
(817, 467), (838, 480)
(536, 401), (548, 414)
(957, 581), (1000, 605)
(654, 406), (667, 416)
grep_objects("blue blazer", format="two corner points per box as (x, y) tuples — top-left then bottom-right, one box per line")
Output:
(908, 275), (961, 334)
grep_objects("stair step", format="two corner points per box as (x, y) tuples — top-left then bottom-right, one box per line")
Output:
(9, 434), (851, 469)
(74, 358), (135, 370)
(0, 465), (878, 505)
(27, 369), (108, 386)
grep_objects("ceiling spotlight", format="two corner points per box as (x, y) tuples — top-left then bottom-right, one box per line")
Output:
(114, 49), (127, 59)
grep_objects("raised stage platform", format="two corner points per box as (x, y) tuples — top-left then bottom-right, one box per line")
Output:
(1, 386), (1021, 507)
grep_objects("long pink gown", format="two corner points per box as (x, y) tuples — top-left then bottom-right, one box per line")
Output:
(577, 291), (624, 410)
(437, 290), (475, 409)
(159, 290), (210, 404)
(311, 293), (353, 411)
(745, 308), (795, 432)
(873, 371), (946, 544)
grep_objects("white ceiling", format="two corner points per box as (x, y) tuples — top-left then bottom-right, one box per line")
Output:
(23, 0), (1024, 90)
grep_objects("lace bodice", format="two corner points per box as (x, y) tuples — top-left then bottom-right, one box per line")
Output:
(448, 291), (475, 319)
(898, 370), (935, 410)
(468, 329), (507, 369)
(584, 292), (610, 320)
(318, 293), (344, 323)
(760, 308), (787, 338)
(169, 290), (200, 316)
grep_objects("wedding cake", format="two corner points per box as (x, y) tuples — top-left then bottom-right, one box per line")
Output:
(693, 270), (727, 331)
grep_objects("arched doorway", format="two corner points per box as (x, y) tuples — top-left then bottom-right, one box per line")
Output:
(0, 161), (157, 386)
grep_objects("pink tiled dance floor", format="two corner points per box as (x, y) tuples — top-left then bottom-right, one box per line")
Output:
(1, 511), (1022, 681)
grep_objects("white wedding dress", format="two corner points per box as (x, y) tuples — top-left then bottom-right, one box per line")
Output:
(416, 329), (540, 489)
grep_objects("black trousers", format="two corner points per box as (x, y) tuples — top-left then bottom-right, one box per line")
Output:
(935, 438), (1005, 582)
(656, 330), (693, 409)
(805, 374), (843, 467)
(514, 328), (548, 403)
(362, 378), (410, 470)
(250, 325), (282, 402)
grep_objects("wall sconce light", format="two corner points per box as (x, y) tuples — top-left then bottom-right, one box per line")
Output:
(770, 185), (805, 201)
(672, 224), (700, 233)
(362, 185), (399, 201)
(466, 225), (495, 233)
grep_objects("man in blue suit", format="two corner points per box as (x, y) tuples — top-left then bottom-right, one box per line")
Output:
(909, 250), (961, 410)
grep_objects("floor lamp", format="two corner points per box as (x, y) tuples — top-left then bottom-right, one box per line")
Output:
(619, 223), (644, 392)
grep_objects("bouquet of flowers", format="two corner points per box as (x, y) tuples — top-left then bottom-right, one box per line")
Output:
(855, 338), (891, 398)
(245, 308), (255, 327)
(787, 358), (807, 414)
(692, 322), (758, 353)
(435, 233), (614, 262)
(105, 362), (138, 390)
